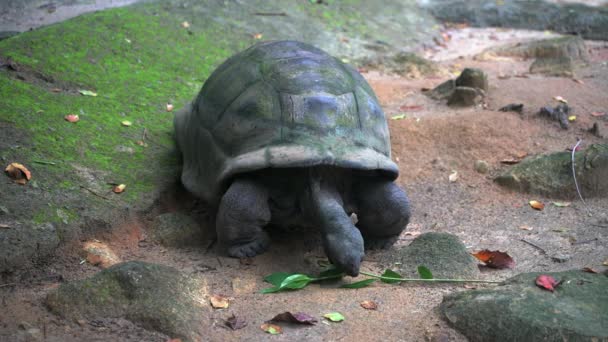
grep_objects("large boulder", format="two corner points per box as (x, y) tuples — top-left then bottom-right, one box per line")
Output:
(441, 270), (608, 341)
(495, 144), (608, 199)
(46, 261), (209, 342)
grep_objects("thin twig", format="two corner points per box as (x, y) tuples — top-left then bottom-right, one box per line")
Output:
(0, 283), (16, 288)
(571, 139), (587, 206)
(253, 12), (287, 16)
(142, 127), (148, 142)
(79, 185), (111, 200)
(521, 239), (547, 254)
(571, 238), (598, 246)
(32, 160), (57, 165)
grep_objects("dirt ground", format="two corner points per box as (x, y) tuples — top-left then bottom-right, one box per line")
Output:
(1, 28), (608, 341)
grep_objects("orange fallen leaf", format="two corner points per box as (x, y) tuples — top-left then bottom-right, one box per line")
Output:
(471, 250), (515, 269)
(5, 163), (32, 185)
(209, 294), (230, 309)
(135, 140), (147, 147)
(112, 184), (126, 194)
(64, 114), (79, 123)
(529, 200), (545, 210)
(360, 300), (378, 310)
(260, 323), (282, 334)
(535, 274), (559, 292)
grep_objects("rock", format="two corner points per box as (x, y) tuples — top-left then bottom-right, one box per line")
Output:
(455, 68), (488, 92)
(441, 270), (608, 341)
(491, 36), (588, 77)
(83, 241), (120, 268)
(589, 122), (607, 139)
(495, 144), (608, 198)
(427, 79), (455, 100)
(46, 261), (208, 342)
(447, 86), (484, 107)
(388, 233), (480, 279)
(150, 212), (204, 247)
(0, 222), (59, 273)
(474, 160), (489, 174)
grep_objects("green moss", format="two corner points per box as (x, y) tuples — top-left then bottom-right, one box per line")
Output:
(0, 4), (244, 206)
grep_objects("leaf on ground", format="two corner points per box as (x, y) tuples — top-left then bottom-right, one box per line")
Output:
(535, 274), (559, 292)
(263, 272), (291, 287)
(417, 266), (434, 279)
(280, 274), (313, 290)
(553, 95), (567, 103)
(360, 300), (378, 310)
(180, 21), (190, 28)
(471, 250), (515, 269)
(500, 158), (521, 165)
(591, 111), (605, 117)
(448, 170), (459, 183)
(340, 279), (376, 289)
(582, 267), (599, 274)
(64, 114), (79, 123)
(260, 323), (282, 334)
(318, 266), (345, 278)
(529, 200), (545, 210)
(225, 314), (247, 330)
(0, 224), (10, 229)
(391, 114), (406, 120)
(568, 115), (576, 122)
(209, 294), (230, 309)
(270, 312), (317, 325)
(323, 312), (345, 322)
(604, 259), (608, 266)
(381, 269), (402, 284)
(112, 184), (126, 194)
(121, 120), (133, 127)
(79, 89), (97, 96)
(552, 202), (571, 207)
(519, 225), (533, 231)
(399, 105), (424, 111)
(5, 162), (32, 185)
(252, 33), (263, 40)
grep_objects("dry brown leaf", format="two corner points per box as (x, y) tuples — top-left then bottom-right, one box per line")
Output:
(463, 284), (477, 289)
(270, 312), (318, 325)
(572, 78), (584, 84)
(553, 96), (568, 103)
(500, 158), (521, 165)
(591, 111), (606, 117)
(260, 323), (282, 334)
(471, 249), (515, 269)
(582, 267), (599, 274)
(448, 171), (459, 183)
(64, 114), (79, 122)
(360, 300), (378, 310)
(519, 225), (533, 231)
(529, 200), (545, 210)
(5, 162), (32, 185)
(209, 294), (230, 309)
(112, 184), (126, 194)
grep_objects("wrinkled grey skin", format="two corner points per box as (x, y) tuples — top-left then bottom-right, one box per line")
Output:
(175, 41), (411, 276)
(216, 167), (410, 276)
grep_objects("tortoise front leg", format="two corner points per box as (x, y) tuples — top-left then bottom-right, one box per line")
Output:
(216, 178), (271, 258)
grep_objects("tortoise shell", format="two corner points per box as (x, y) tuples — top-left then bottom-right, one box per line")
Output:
(174, 40), (398, 204)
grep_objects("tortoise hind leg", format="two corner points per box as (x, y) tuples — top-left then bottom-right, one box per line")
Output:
(354, 179), (410, 249)
(216, 178), (271, 258)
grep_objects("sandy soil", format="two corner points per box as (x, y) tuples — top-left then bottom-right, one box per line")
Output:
(1, 29), (607, 341)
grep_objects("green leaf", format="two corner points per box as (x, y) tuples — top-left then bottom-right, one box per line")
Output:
(323, 312), (345, 322)
(381, 269), (402, 284)
(280, 274), (313, 290)
(318, 266), (345, 279)
(391, 113), (406, 120)
(264, 272), (291, 287)
(417, 266), (434, 279)
(260, 286), (283, 294)
(78, 89), (98, 97)
(340, 278), (377, 288)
